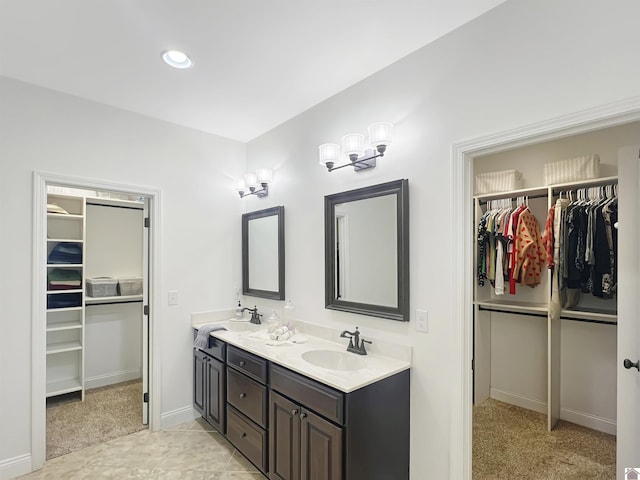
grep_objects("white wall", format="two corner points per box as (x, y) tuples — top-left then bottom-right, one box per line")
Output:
(0, 76), (245, 474)
(245, 1), (640, 478)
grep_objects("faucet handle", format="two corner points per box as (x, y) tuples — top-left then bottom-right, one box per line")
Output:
(359, 339), (372, 355)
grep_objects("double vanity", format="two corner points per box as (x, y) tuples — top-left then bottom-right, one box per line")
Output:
(192, 318), (411, 480)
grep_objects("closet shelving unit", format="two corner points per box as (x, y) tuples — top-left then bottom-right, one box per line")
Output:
(473, 175), (618, 430)
(46, 194), (86, 399)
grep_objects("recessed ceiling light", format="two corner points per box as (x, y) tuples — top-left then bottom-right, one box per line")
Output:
(161, 49), (193, 69)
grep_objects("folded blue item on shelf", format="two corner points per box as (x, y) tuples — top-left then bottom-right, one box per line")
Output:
(47, 293), (82, 309)
(48, 242), (82, 264)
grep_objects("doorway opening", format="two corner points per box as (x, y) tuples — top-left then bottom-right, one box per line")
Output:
(450, 98), (640, 480)
(32, 173), (161, 471)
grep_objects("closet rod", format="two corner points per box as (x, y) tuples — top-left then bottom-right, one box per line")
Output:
(477, 193), (548, 206)
(86, 299), (143, 306)
(85, 202), (144, 211)
(477, 305), (616, 325)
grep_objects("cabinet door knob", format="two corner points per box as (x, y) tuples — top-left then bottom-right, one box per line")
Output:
(239, 360), (246, 367)
(300, 412), (307, 419)
(624, 359), (640, 371)
(241, 432), (247, 438)
(239, 393), (247, 398)
(291, 409), (299, 416)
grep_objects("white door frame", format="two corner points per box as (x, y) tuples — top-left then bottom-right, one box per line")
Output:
(450, 96), (640, 479)
(31, 172), (163, 470)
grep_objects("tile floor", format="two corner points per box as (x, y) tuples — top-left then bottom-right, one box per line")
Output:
(18, 418), (267, 479)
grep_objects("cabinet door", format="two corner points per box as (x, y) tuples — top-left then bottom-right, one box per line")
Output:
(300, 409), (342, 480)
(270, 391), (301, 480)
(205, 356), (225, 432)
(193, 349), (206, 416)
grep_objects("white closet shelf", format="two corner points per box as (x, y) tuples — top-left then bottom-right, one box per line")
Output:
(46, 306), (83, 313)
(47, 341), (82, 355)
(475, 300), (548, 315)
(47, 320), (83, 332)
(474, 186), (549, 202)
(47, 238), (84, 243)
(47, 289), (83, 295)
(548, 176), (618, 193)
(47, 264), (83, 268)
(47, 213), (84, 220)
(561, 308), (617, 324)
(85, 294), (143, 305)
(46, 378), (82, 397)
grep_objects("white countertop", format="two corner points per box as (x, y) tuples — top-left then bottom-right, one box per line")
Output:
(193, 320), (411, 393)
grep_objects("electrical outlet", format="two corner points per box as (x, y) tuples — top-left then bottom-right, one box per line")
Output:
(168, 290), (178, 306)
(416, 309), (428, 333)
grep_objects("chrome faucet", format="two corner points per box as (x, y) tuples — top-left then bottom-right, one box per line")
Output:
(340, 326), (372, 355)
(243, 306), (262, 324)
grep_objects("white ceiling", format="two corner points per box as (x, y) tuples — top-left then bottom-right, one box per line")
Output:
(0, 0), (506, 142)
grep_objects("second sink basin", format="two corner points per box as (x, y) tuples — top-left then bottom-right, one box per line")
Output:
(301, 349), (365, 371)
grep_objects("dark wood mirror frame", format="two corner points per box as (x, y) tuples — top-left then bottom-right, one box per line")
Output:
(242, 206), (285, 300)
(324, 179), (409, 321)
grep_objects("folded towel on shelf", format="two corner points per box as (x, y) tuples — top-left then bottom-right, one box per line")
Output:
(194, 324), (227, 349)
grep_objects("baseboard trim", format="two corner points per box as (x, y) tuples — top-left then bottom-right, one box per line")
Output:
(560, 407), (616, 435)
(160, 405), (199, 430)
(85, 369), (141, 390)
(0, 453), (31, 480)
(490, 388), (547, 414)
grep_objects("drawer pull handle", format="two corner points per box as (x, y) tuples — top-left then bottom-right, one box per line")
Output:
(241, 432), (247, 438)
(239, 360), (246, 367)
(239, 393), (247, 398)
(291, 409), (299, 416)
(300, 413), (307, 419)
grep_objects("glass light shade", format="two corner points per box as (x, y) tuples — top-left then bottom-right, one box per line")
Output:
(318, 143), (341, 166)
(235, 179), (246, 193)
(368, 122), (393, 147)
(243, 172), (258, 188)
(256, 168), (273, 184)
(341, 134), (365, 158)
(161, 49), (193, 69)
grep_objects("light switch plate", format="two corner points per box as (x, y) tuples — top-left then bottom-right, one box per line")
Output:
(168, 290), (178, 306)
(416, 309), (428, 333)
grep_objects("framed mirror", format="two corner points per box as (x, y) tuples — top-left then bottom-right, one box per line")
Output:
(242, 206), (285, 300)
(325, 179), (409, 321)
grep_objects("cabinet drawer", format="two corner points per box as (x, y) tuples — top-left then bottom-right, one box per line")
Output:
(192, 329), (226, 361)
(227, 405), (268, 474)
(270, 364), (344, 425)
(227, 345), (267, 384)
(227, 367), (268, 428)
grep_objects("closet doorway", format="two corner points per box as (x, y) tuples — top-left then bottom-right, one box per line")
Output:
(449, 100), (640, 480)
(32, 173), (161, 470)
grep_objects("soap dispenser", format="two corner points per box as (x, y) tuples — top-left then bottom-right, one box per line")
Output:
(234, 300), (243, 320)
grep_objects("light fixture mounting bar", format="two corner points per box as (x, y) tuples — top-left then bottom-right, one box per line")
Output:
(238, 183), (269, 198)
(326, 148), (385, 173)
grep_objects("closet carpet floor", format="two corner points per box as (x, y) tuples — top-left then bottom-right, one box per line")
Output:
(19, 417), (265, 479)
(473, 398), (616, 480)
(46, 379), (147, 460)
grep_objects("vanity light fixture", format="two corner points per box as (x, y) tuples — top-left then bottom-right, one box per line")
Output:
(319, 122), (393, 172)
(161, 49), (193, 69)
(236, 168), (272, 198)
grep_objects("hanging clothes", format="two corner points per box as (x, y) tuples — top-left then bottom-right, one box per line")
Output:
(477, 198), (545, 294)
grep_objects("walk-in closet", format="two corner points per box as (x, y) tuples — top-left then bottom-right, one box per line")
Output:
(471, 121), (640, 479)
(45, 185), (148, 459)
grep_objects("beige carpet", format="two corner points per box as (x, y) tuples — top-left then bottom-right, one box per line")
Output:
(46, 379), (147, 460)
(473, 399), (616, 480)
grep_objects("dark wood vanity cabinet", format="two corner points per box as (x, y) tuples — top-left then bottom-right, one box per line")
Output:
(193, 335), (410, 480)
(270, 363), (409, 480)
(193, 347), (226, 433)
(226, 345), (269, 474)
(270, 390), (342, 480)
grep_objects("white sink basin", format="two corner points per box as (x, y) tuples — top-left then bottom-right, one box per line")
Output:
(226, 319), (264, 333)
(301, 350), (365, 371)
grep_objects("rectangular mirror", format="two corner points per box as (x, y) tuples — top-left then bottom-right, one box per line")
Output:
(242, 206), (285, 300)
(325, 179), (409, 321)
